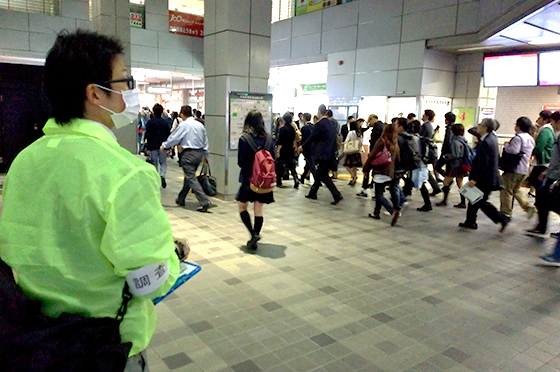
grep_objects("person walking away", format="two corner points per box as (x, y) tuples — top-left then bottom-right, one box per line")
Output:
(420, 109), (442, 196)
(459, 118), (509, 232)
(304, 104), (343, 205)
(365, 123), (400, 225)
(237, 110), (275, 252)
(395, 119), (430, 211)
(435, 123), (470, 208)
(326, 109), (342, 179)
(162, 105), (213, 212)
(0, 30), (182, 370)
(343, 120), (363, 185)
(357, 114), (383, 197)
(144, 103), (170, 188)
(434, 112), (455, 178)
(499, 117), (536, 220)
(527, 111), (560, 235)
(276, 113), (299, 188)
(299, 113), (316, 184)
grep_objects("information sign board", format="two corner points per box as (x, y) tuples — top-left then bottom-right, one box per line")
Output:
(229, 92), (273, 150)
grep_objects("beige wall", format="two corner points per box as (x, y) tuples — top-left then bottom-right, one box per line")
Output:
(495, 86), (560, 134)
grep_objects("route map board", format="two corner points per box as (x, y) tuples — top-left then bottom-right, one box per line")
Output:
(229, 92), (273, 150)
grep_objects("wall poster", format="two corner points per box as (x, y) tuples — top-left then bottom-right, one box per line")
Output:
(295, 0), (355, 16)
(229, 92), (273, 150)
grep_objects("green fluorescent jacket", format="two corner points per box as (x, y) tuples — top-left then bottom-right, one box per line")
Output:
(0, 118), (180, 356)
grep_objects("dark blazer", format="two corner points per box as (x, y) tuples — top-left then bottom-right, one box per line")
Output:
(420, 121), (434, 139)
(341, 124), (349, 142)
(303, 117), (337, 161)
(277, 125), (296, 158)
(238, 133), (275, 185)
(470, 132), (500, 192)
(369, 121), (385, 149)
(145, 117), (171, 150)
(441, 123), (453, 156)
(300, 123), (315, 156)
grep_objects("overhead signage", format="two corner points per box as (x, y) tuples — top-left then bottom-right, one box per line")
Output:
(539, 51), (560, 86)
(543, 105), (560, 111)
(295, 0), (355, 16)
(452, 107), (476, 126)
(483, 54), (538, 87)
(301, 83), (326, 92)
(169, 10), (204, 38)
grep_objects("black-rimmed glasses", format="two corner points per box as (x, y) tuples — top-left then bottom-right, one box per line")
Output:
(99, 76), (135, 90)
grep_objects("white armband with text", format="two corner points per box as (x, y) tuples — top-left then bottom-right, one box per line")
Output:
(125, 262), (170, 296)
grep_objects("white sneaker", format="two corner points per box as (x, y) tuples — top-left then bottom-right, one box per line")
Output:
(384, 211), (402, 217)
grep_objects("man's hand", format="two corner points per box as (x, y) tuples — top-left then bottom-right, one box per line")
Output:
(204, 158), (209, 163)
(145, 150), (151, 156)
(159, 146), (164, 151)
(467, 180), (477, 188)
(174, 238), (190, 261)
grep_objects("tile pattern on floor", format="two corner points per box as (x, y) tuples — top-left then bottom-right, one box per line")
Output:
(146, 159), (560, 372)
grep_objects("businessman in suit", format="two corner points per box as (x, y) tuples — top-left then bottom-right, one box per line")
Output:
(304, 104), (343, 205)
(459, 118), (509, 232)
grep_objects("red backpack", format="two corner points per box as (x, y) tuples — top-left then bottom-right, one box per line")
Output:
(242, 134), (276, 194)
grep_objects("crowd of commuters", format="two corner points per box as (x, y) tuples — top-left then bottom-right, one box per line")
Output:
(3, 29), (560, 372)
(268, 106), (560, 254)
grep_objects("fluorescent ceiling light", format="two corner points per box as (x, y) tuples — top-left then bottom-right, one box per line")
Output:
(457, 45), (504, 52)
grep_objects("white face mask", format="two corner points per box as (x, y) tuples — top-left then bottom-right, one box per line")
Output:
(95, 84), (140, 129)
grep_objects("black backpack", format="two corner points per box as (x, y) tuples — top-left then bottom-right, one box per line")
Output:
(0, 257), (132, 372)
(421, 137), (439, 165)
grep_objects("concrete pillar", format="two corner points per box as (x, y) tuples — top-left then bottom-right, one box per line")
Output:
(204, 0), (272, 199)
(91, 0), (136, 153)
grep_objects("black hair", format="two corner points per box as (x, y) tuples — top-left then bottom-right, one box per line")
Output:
(444, 112), (456, 124)
(44, 29), (124, 125)
(516, 117), (532, 133)
(180, 105), (192, 117)
(349, 120), (360, 133)
(407, 113), (416, 120)
(323, 107), (331, 116)
(540, 110), (552, 120)
(283, 112), (293, 126)
(152, 103), (164, 117)
(424, 110), (435, 121)
(244, 110), (266, 136)
(347, 116), (355, 121)
(303, 113), (311, 122)
(551, 111), (560, 123)
(396, 117), (409, 130)
(451, 123), (465, 136)
(409, 120), (421, 134)
(195, 110), (202, 119)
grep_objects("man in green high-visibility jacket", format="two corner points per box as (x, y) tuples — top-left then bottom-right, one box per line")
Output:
(0, 30), (180, 371)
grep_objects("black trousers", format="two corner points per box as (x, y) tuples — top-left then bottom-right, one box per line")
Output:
(300, 155), (317, 181)
(466, 190), (504, 225)
(427, 169), (441, 193)
(277, 156), (298, 185)
(535, 178), (556, 232)
(309, 159), (342, 201)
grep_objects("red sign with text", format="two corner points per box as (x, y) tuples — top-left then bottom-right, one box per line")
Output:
(169, 10), (203, 38)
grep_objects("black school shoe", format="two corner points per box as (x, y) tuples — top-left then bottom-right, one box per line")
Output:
(161, 177), (166, 188)
(247, 234), (261, 252)
(197, 203), (215, 213)
(459, 222), (478, 230)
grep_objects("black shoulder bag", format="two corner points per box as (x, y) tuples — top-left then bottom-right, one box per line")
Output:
(0, 257), (133, 372)
(499, 135), (524, 173)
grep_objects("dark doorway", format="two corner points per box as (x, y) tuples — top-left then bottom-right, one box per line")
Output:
(0, 63), (50, 173)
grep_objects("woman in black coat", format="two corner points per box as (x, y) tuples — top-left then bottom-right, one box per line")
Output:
(237, 110), (276, 251)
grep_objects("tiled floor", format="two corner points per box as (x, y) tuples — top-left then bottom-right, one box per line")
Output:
(149, 160), (560, 372)
(5, 156), (560, 372)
